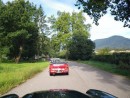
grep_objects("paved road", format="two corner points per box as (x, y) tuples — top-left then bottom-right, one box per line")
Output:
(6, 61), (130, 98)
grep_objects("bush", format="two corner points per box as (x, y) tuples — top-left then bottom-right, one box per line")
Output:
(92, 53), (130, 69)
(68, 33), (95, 60)
(58, 50), (67, 59)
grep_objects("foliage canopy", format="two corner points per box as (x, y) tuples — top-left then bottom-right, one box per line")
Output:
(49, 11), (95, 60)
(0, 0), (49, 63)
(76, 0), (130, 27)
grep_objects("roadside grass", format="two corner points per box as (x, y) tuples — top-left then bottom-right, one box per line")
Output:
(79, 60), (130, 78)
(0, 61), (49, 95)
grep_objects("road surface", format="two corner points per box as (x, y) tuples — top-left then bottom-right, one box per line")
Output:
(6, 61), (130, 98)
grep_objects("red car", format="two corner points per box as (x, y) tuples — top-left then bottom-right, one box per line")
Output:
(49, 59), (69, 76)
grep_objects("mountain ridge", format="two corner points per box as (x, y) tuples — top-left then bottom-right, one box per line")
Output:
(94, 35), (130, 49)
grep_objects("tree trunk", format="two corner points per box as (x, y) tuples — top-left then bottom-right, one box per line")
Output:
(15, 45), (23, 63)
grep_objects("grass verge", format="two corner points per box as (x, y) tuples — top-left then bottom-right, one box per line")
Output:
(79, 60), (130, 78)
(0, 61), (49, 95)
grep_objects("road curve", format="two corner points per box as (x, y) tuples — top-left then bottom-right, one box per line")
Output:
(6, 61), (130, 98)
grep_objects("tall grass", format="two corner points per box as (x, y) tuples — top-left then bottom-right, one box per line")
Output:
(80, 60), (130, 78)
(0, 62), (49, 95)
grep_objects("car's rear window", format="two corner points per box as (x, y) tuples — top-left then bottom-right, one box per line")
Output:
(51, 59), (67, 64)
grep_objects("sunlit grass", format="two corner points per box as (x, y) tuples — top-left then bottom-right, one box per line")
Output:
(79, 60), (130, 78)
(0, 62), (49, 95)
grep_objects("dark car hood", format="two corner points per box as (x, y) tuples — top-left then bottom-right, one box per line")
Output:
(0, 89), (117, 98)
(22, 89), (90, 98)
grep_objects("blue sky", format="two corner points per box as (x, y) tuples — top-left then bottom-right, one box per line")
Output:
(3, 0), (130, 40)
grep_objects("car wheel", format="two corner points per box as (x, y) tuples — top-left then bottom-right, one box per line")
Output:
(50, 73), (52, 76)
(66, 72), (69, 75)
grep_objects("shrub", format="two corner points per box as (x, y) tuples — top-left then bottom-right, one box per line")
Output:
(92, 53), (130, 68)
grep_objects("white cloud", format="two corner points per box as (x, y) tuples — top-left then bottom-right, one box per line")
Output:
(3, 0), (130, 40)
(89, 14), (130, 40)
(3, 0), (13, 3)
(42, 0), (79, 13)
(41, 0), (130, 40)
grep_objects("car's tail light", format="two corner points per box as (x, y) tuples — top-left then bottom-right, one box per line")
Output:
(65, 64), (69, 69)
(49, 64), (53, 69)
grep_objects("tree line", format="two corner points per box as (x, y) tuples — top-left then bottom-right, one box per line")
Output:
(0, 0), (95, 63)
(0, 0), (50, 63)
(49, 11), (95, 60)
(92, 52), (130, 69)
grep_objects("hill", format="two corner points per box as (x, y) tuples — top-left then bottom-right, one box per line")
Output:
(94, 35), (130, 49)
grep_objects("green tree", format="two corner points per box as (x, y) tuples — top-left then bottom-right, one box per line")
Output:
(55, 11), (71, 34)
(48, 15), (57, 32)
(0, 0), (4, 62)
(75, 0), (130, 27)
(55, 11), (71, 49)
(0, 0), (39, 63)
(7, 30), (31, 63)
(71, 11), (90, 37)
(97, 48), (111, 55)
(68, 11), (93, 60)
(68, 32), (95, 60)
(48, 12), (71, 57)
(34, 5), (50, 58)
(48, 15), (58, 57)
(49, 11), (94, 59)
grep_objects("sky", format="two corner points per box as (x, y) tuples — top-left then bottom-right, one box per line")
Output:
(3, 0), (130, 40)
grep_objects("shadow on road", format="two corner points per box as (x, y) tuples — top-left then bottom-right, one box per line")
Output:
(50, 73), (69, 77)
(69, 61), (130, 91)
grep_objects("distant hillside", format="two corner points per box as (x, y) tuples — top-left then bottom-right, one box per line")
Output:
(94, 35), (130, 50)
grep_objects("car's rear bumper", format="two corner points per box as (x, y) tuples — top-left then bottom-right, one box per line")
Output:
(49, 69), (69, 75)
